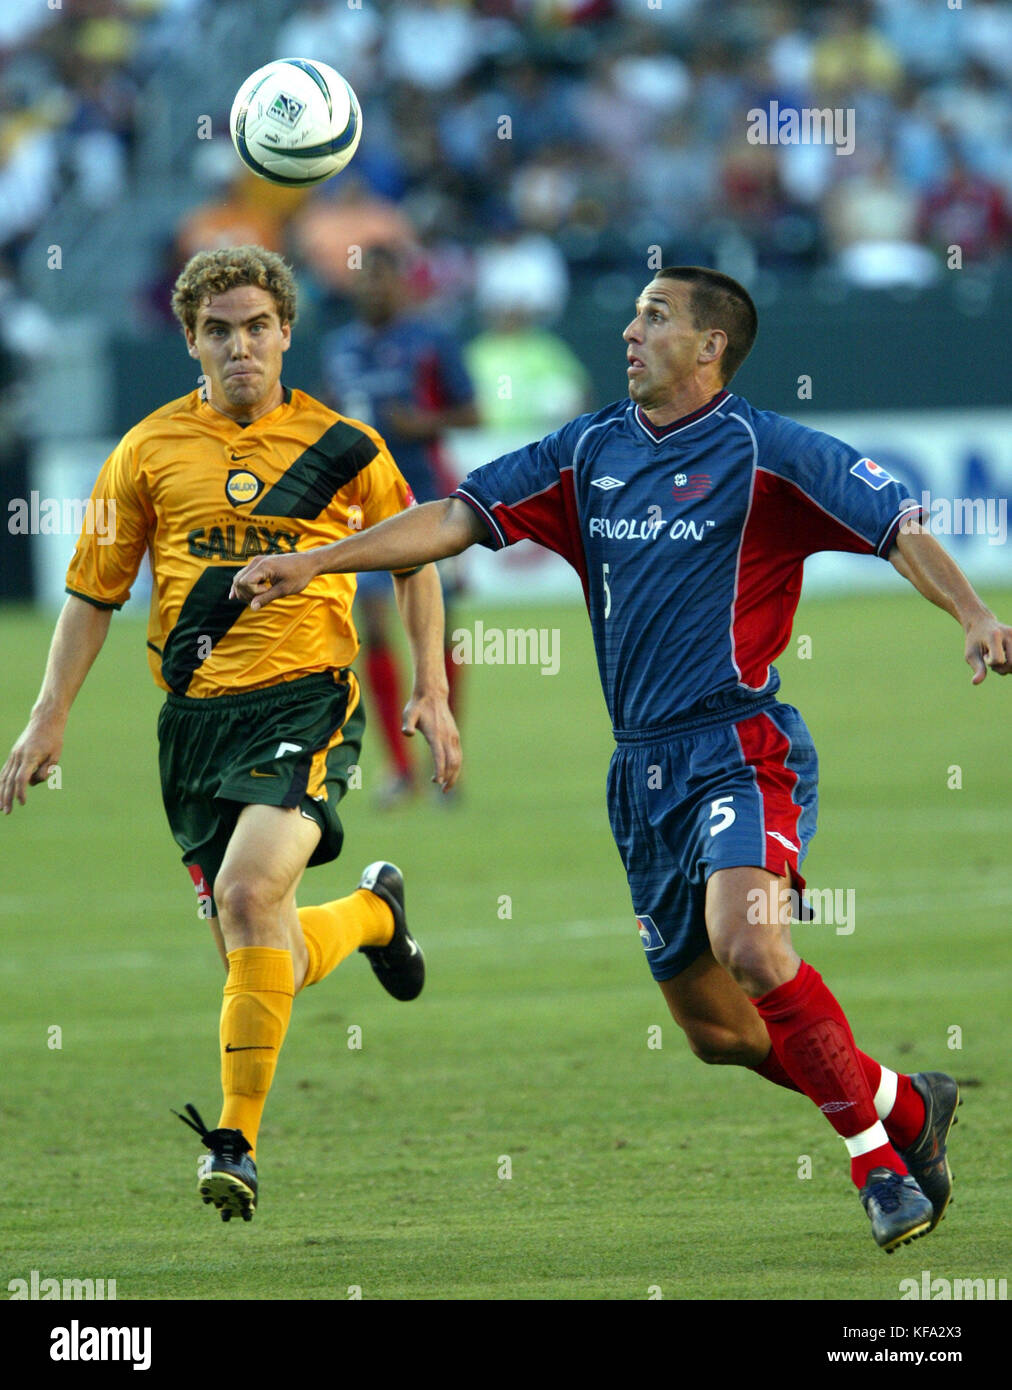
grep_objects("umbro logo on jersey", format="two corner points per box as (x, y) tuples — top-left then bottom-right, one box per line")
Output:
(226, 469), (264, 506)
(590, 476), (625, 490)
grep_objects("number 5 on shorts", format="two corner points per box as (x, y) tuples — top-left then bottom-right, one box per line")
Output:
(709, 796), (736, 836)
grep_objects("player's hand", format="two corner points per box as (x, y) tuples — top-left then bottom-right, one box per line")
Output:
(0, 714), (65, 815)
(401, 690), (462, 791)
(230, 552), (318, 610)
(964, 615), (1012, 683)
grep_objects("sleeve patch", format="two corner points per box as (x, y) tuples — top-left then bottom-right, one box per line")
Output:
(849, 458), (895, 491)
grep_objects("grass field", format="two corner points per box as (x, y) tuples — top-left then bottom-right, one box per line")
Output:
(1, 587), (1009, 1304)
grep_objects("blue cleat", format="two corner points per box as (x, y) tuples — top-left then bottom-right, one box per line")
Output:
(860, 1168), (933, 1252)
(899, 1072), (960, 1232)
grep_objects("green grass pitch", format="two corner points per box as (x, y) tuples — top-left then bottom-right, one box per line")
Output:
(1, 587), (1009, 1302)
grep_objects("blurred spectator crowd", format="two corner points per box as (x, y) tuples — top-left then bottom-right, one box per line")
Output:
(2, 0), (1012, 353)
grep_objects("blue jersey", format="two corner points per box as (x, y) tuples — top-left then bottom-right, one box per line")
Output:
(454, 390), (921, 734)
(321, 315), (475, 505)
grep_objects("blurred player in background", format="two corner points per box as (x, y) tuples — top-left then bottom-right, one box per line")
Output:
(321, 244), (478, 807)
(231, 265), (1011, 1254)
(0, 245), (460, 1223)
(465, 301), (592, 434)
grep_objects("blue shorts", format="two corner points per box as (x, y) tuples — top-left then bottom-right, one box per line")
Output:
(354, 568), (393, 601)
(606, 701), (819, 982)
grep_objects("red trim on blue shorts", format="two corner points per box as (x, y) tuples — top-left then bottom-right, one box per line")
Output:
(735, 711), (807, 891)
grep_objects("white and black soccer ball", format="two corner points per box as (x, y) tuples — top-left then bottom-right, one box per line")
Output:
(229, 58), (362, 188)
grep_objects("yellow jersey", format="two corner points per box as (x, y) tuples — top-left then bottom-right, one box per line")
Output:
(65, 386), (414, 697)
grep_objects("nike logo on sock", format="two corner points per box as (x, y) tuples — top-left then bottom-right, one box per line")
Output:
(225, 1044), (275, 1052)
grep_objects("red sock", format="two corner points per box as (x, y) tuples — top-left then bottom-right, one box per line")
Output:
(752, 1047), (925, 1148)
(365, 645), (412, 778)
(753, 961), (906, 1187)
(752, 1048), (801, 1092)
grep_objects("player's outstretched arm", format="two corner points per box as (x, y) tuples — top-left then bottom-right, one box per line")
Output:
(229, 497), (486, 611)
(1, 595), (113, 814)
(391, 564), (462, 791)
(889, 521), (1011, 683)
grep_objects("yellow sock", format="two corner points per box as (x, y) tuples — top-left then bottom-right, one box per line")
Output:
(218, 947), (294, 1159)
(298, 889), (394, 988)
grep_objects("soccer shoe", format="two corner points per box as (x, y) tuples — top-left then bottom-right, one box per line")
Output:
(860, 1168), (933, 1253)
(173, 1103), (257, 1223)
(898, 1072), (960, 1232)
(357, 861), (424, 1001)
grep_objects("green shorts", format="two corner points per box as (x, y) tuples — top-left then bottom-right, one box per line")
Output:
(157, 670), (364, 918)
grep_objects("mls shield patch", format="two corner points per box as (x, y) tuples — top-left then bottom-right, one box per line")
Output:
(636, 914), (666, 952)
(849, 457), (894, 491)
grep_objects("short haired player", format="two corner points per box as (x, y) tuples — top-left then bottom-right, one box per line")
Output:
(230, 266), (1010, 1251)
(0, 245), (461, 1223)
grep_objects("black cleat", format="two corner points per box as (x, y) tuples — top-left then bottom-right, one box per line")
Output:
(860, 1167), (933, 1252)
(174, 1103), (257, 1223)
(899, 1072), (960, 1232)
(357, 861), (424, 1001)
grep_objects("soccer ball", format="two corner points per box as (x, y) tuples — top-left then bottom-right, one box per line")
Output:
(229, 58), (362, 188)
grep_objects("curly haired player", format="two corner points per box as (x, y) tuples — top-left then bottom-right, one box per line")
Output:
(1, 245), (461, 1222)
